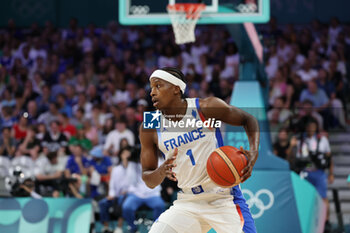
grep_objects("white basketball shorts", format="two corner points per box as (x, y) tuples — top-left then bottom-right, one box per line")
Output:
(149, 192), (244, 233)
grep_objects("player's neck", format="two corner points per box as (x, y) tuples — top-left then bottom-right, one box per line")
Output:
(162, 98), (187, 121)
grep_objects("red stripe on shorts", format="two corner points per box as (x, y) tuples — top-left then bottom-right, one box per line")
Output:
(235, 204), (244, 228)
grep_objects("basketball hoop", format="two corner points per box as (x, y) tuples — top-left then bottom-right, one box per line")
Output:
(167, 3), (206, 44)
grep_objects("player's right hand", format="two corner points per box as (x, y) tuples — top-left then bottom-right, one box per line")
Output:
(160, 148), (178, 182)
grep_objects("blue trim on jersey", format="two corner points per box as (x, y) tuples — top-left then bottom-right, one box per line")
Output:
(195, 98), (200, 112)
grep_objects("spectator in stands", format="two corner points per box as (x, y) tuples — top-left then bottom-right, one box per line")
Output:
(38, 102), (60, 127)
(71, 107), (85, 127)
(273, 127), (297, 163)
(73, 92), (93, 119)
(12, 115), (29, 141)
(36, 122), (47, 140)
(31, 72), (44, 95)
(268, 97), (292, 129)
(68, 125), (92, 153)
(90, 105), (103, 130)
(269, 68), (288, 106)
(99, 146), (139, 233)
(301, 100), (324, 130)
(17, 126), (41, 160)
(41, 120), (68, 153)
(52, 73), (68, 98)
(36, 85), (52, 114)
(34, 151), (64, 196)
(26, 100), (40, 125)
(158, 45), (178, 68)
(277, 36), (292, 63)
(65, 143), (90, 196)
(0, 89), (16, 109)
(125, 107), (139, 140)
(22, 80), (39, 107)
(0, 45), (13, 70)
(289, 73), (306, 108)
(0, 127), (16, 158)
(296, 59), (318, 82)
(13, 92), (25, 118)
(291, 120), (334, 227)
(29, 37), (48, 61)
(123, 161), (165, 233)
(88, 146), (112, 198)
(65, 143), (89, 176)
(317, 68), (347, 127)
(15, 44), (33, 70)
(316, 69), (336, 97)
(103, 116), (135, 157)
(300, 80), (344, 128)
(64, 85), (77, 108)
(59, 113), (77, 139)
(83, 119), (99, 146)
(87, 84), (102, 106)
(0, 106), (16, 129)
(57, 93), (73, 118)
(265, 45), (279, 79)
(100, 117), (114, 144)
(328, 17), (342, 47)
(7, 76), (21, 97)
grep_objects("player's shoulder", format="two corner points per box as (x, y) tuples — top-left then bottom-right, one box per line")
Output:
(198, 96), (227, 109)
(198, 96), (219, 107)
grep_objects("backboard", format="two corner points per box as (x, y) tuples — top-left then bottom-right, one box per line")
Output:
(119, 0), (270, 25)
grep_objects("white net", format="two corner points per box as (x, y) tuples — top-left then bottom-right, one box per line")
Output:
(167, 4), (205, 44)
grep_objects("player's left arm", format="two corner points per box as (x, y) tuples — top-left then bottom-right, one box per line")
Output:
(200, 97), (260, 182)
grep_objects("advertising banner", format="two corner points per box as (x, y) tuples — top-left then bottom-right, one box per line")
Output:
(0, 198), (92, 233)
(241, 171), (302, 233)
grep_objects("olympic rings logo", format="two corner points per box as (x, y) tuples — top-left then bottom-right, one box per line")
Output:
(237, 3), (258, 13)
(242, 189), (274, 219)
(130, 5), (150, 15)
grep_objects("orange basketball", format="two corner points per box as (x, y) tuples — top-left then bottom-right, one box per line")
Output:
(206, 146), (248, 187)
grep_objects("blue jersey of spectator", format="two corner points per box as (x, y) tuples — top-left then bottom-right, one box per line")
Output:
(89, 157), (112, 175)
(89, 146), (112, 174)
(65, 149), (90, 174)
(0, 116), (17, 129)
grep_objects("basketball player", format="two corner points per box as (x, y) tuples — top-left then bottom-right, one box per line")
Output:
(140, 67), (260, 233)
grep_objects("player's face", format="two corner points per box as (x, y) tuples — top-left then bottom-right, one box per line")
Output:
(150, 78), (176, 109)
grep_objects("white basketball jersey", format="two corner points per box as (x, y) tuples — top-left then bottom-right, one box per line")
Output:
(157, 98), (225, 192)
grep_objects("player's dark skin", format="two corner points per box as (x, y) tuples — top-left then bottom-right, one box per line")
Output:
(140, 77), (260, 188)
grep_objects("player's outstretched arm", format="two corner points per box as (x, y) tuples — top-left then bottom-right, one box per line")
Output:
(139, 125), (178, 189)
(200, 97), (260, 182)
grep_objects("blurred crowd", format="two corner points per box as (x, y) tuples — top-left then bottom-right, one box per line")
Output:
(0, 16), (349, 232)
(262, 17), (350, 166)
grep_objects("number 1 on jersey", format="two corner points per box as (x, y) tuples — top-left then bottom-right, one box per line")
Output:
(186, 149), (196, 166)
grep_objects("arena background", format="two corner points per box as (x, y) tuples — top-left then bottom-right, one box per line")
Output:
(0, 0), (349, 233)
